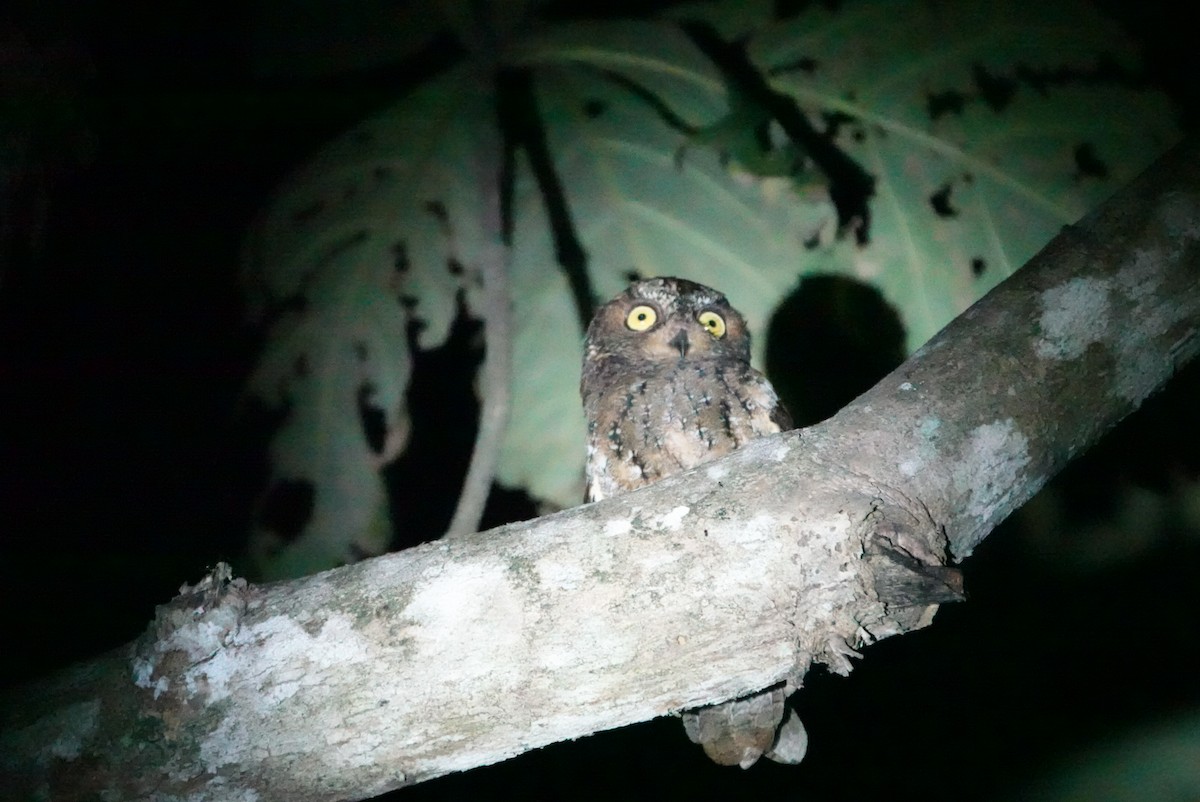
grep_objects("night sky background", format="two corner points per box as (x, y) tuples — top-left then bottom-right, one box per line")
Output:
(2, 2), (1199, 799)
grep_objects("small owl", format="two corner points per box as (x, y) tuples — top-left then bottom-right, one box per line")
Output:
(581, 277), (804, 768)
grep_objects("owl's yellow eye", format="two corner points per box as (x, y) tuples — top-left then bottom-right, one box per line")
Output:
(626, 305), (658, 331)
(698, 310), (726, 338)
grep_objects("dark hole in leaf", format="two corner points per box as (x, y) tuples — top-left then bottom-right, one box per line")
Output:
(257, 479), (315, 544)
(424, 200), (449, 225)
(357, 382), (386, 454)
(766, 274), (906, 426)
(1016, 54), (1139, 95)
(1016, 63), (1053, 95)
(1074, 143), (1109, 179)
(583, 99), (606, 118)
(392, 240), (410, 273)
(447, 257), (465, 276)
(930, 184), (958, 218)
(973, 64), (1017, 112)
(623, 269), (643, 284)
(927, 90), (966, 120)
(382, 286), (540, 542)
(802, 231), (821, 250)
(971, 257), (986, 277)
(384, 293), (481, 547)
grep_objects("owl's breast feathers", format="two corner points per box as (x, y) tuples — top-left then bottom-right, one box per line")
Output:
(582, 357), (791, 502)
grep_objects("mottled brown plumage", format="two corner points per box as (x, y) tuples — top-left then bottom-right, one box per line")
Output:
(580, 277), (804, 768)
(581, 277), (790, 503)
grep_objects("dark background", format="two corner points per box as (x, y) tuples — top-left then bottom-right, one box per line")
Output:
(2, 1), (1198, 799)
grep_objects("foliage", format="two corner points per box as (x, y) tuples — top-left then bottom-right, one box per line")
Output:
(240, 0), (1177, 578)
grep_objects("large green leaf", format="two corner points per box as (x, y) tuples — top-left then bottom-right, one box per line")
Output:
(740, 0), (1179, 348)
(242, 64), (493, 577)
(242, 0), (1180, 558)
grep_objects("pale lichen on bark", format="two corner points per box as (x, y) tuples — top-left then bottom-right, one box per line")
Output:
(1036, 276), (1112, 360)
(954, 419), (1033, 551)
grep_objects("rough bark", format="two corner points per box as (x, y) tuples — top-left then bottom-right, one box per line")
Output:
(2, 138), (1198, 802)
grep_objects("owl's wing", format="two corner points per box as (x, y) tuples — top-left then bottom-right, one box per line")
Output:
(681, 686), (796, 769)
(743, 368), (793, 434)
(769, 396), (794, 432)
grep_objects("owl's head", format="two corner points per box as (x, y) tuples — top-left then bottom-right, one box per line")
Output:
(584, 277), (752, 366)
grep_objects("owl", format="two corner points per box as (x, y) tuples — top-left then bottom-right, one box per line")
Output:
(581, 277), (805, 768)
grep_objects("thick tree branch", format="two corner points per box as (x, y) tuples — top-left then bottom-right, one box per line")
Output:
(3, 139), (1198, 802)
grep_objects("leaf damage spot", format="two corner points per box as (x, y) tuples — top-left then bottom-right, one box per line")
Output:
(929, 184), (957, 218)
(391, 241), (410, 273)
(356, 382), (386, 454)
(1074, 142), (1109, 179)
(972, 64), (1017, 112)
(423, 200), (449, 227)
(927, 90), (966, 120)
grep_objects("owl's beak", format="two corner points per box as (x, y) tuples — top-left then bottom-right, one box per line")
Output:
(668, 329), (689, 357)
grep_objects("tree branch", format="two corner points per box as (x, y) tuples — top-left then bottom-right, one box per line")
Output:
(3, 138), (1198, 802)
